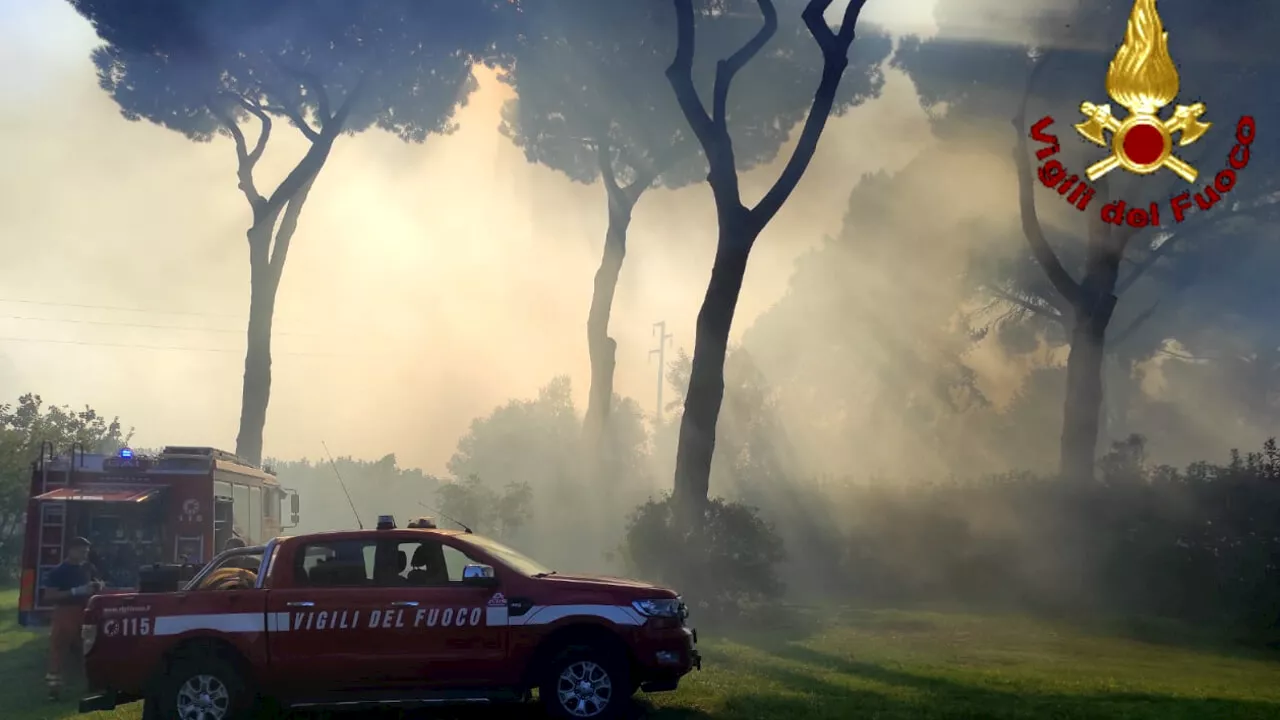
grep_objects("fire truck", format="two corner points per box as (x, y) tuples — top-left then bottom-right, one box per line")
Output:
(17, 444), (300, 627)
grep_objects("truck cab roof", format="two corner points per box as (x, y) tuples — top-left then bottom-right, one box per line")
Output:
(288, 527), (467, 540)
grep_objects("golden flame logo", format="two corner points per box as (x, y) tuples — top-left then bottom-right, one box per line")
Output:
(1075, 0), (1210, 182)
(1107, 0), (1179, 113)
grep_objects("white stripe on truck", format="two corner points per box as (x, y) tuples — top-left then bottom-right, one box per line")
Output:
(139, 604), (642, 636)
(266, 612), (292, 632)
(153, 613), (265, 636)
(509, 604), (645, 627)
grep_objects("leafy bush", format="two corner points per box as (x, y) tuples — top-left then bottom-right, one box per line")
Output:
(270, 454), (439, 534)
(435, 474), (531, 541)
(773, 437), (1280, 640)
(620, 495), (785, 619)
(0, 394), (131, 581)
(446, 376), (657, 572)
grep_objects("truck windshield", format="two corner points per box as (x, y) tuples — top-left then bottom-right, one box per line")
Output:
(460, 535), (552, 577)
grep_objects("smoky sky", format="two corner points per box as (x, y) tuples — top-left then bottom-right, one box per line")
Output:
(0, 0), (939, 472)
(8, 0), (1264, 480)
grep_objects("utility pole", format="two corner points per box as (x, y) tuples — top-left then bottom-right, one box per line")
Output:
(648, 321), (673, 425)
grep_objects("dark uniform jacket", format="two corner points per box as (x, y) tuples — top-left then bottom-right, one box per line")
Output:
(44, 561), (96, 607)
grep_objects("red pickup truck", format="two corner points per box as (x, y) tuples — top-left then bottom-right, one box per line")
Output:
(78, 516), (700, 719)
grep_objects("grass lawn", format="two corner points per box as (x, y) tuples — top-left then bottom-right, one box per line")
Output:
(2, 589), (1277, 720)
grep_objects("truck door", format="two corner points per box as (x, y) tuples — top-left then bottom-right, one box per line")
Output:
(375, 536), (510, 688)
(264, 537), (397, 693)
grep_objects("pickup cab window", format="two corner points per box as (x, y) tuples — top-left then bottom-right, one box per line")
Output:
(295, 539), (376, 587)
(457, 534), (552, 577)
(192, 550), (263, 591)
(389, 540), (484, 586)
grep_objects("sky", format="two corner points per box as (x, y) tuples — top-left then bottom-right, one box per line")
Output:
(0, 0), (939, 474)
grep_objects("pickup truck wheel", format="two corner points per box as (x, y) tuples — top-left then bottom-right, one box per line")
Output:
(152, 655), (252, 720)
(540, 646), (630, 720)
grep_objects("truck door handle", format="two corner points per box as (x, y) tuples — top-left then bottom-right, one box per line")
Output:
(286, 601), (314, 608)
(390, 601), (418, 607)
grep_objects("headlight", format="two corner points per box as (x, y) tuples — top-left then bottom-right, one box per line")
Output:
(632, 598), (683, 618)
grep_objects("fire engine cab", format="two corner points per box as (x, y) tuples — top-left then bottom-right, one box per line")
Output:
(17, 444), (299, 626)
(78, 514), (701, 720)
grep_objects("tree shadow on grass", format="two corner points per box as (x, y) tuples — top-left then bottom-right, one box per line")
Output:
(721, 642), (1280, 720)
(1074, 614), (1280, 663)
(296, 698), (715, 720)
(692, 602), (826, 642)
(691, 602), (827, 649)
(395, 654), (1278, 720)
(724, 603), (1280, 667)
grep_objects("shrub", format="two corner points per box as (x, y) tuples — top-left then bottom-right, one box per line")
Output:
(806, 438), (1280, 638)
(435, 474), (532, 541)
(620, 495), (785, 620)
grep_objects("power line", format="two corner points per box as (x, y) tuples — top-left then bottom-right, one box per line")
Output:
(0, 313), (316, 336)
(0, 336), (345, 358)
(0, 296), (243, 319)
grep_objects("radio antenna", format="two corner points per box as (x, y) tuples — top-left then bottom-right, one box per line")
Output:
(321, 441), (363, 530)
(417, 501), (473, 534)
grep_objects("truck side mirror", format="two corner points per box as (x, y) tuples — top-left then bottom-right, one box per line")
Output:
(461, 564), (498, 588)
(290, 493), (300, 515)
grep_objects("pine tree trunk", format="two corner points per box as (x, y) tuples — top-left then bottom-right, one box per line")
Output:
(1058, 204), (1123, 482)
(234, 222), (281, 467)
(1059, 296), (1113, 481)
(662, 0), (868, 511)
(673, 209), (756, 509)
(582, 200), (635, 458)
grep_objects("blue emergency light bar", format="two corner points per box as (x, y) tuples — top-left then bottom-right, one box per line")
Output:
(103, 447), (152, 471)
(376, 515), (396, 530)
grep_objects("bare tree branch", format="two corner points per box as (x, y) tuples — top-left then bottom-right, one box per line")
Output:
(262, 99), (321, 142)
(751, 0), (869, 228)
(1156, 347), (1222, 362)
(274, 61), (333, 124)
(665, 0), (716, 152)
(1012, 56), (1081, 309)
(227, 95), (273, 162)
(1110, 215), (1144, 258)
(261, 73), (370, 217)
(621, 138), (699, 204)
(808, 0), (862, 52)
(990, 285), (1062, 321)
(966, 296), (1002, 322)
(594, 136), (632, 217)
(267, 176), (315, 282)
(327, 72), (369, 133)
(262, 144), (328, 220)
(1108, 223), (1248, 355)
(1117, 201), (1280, 294)
(207, 95), (270, 212)
(1116, 233), (1178, 295)
(256, 76), (321, 142)
(595, 137), (622, 196)
(712, 0), (779, 128)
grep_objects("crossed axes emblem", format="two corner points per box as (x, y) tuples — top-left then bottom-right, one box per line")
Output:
(1075, 101), (1211, 183)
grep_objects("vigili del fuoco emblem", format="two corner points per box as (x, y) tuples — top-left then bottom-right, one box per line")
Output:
(1074, 0), (1211, 182)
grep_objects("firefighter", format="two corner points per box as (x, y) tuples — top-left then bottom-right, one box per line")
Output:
(42, 536), (103, 700)
(221, 535), (262, 572)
